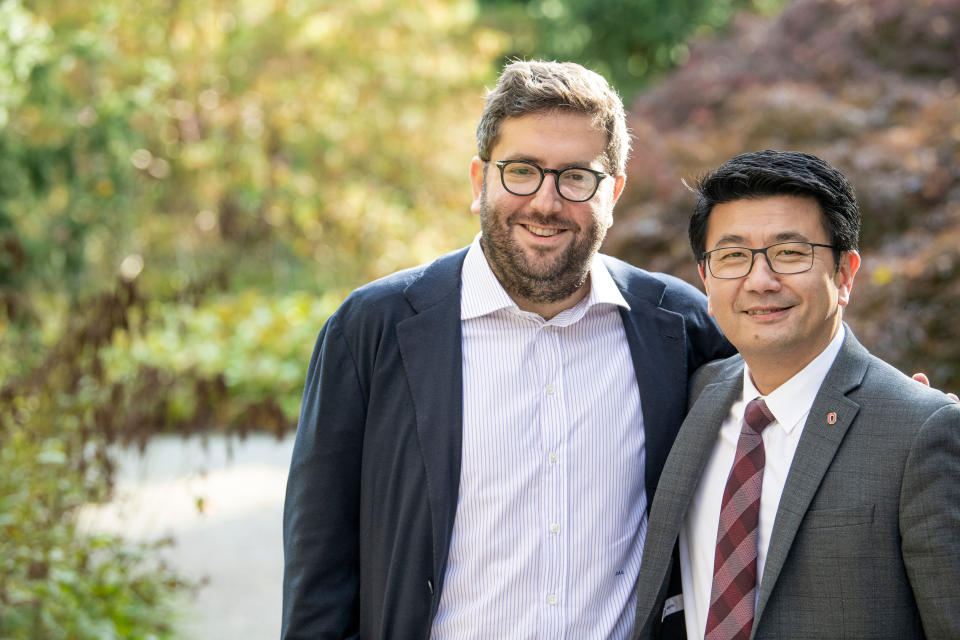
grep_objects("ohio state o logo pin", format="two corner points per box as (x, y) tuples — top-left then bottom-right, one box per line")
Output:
(827, 412), (838, 425)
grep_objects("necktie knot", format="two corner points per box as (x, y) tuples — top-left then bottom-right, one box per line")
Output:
(743, 397), (774, 435)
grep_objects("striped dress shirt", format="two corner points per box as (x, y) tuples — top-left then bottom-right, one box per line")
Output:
(430, 237), (647, 639)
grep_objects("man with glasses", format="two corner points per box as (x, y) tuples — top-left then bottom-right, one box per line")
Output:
(632, 150), (960, 639)
(282, 60), (735, 638)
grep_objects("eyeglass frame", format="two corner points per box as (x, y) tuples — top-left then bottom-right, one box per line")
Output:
(491, 160), (608, 202)
(701, 241), (839, 279)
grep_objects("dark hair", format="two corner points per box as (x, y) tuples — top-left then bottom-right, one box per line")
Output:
(476, 60), (630, 174)
(689, 150), (860, 263)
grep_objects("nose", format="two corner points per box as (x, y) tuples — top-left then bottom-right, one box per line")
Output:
(528, 172), (563, 213)
(742, 252), (781, 292)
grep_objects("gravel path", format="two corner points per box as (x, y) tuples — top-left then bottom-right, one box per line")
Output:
(79, 433), (295, 640)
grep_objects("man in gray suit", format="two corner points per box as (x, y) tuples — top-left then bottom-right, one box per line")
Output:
(633, 150), (960, 640)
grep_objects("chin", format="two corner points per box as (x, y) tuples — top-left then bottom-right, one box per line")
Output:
(739, 330), (796, 353)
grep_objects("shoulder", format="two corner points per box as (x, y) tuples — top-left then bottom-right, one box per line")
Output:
(825, 334), (960, 436)
(601, 253), (735, 367)
(333, 247), (467, 328)
(857, 352), (959, 417)
(691, 353), (743, 397)
(600, 254), (707, 311)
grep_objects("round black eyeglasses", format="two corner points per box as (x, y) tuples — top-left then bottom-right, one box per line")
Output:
(493, 160), (607, 202)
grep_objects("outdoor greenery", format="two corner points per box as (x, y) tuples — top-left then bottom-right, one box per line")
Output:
(7, 0), (956, 635)
(478, 0), (786, 97)
(2, 0), (500, 634)
(1, 282), (187, 639)
(605, 0), (960, 390)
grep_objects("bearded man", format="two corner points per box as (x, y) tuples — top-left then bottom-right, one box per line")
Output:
(281, 59), (734, 639)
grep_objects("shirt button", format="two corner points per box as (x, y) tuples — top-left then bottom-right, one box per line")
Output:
(549, 522), (560, 534)
(548, 452), (559, 464)
(547, 593), (558, 605)
(545, 384), (556, 395)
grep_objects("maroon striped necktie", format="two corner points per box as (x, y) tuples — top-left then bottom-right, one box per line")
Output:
(705, 397), (775, 640)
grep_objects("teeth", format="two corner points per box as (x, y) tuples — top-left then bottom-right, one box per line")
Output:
(526, 225), (561, 237)
(747, 309), (782, 315)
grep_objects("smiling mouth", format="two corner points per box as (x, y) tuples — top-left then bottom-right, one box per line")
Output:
(744, 306), (792, 316)
(523, 224), (565, 237)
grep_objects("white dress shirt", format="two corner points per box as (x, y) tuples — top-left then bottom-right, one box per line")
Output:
(679, 326), (846, 639)
(431, 236), (647, 639)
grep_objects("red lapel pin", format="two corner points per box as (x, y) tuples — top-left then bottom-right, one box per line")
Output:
(827, 412), (838, 425)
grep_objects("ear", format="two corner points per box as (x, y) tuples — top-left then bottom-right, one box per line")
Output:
(835, 250), (861, 307)
(698, 262), (715, 317)
(595, 173), (628, 229)
(470, 156), (485, 216)
(612, 173), (627, 204)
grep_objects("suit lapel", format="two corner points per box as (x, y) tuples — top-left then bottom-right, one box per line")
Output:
(655, 373), (744, 549)
(635, 367), (743, 634)
(754, 331), (869, 629)
(396, 249), (467, 591)
(607, 263), (694, 503)
(658, 373), (744, 535)
(619, 296), (688, 498)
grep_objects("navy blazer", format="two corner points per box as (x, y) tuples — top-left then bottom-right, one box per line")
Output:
(281, 247), (733, 639)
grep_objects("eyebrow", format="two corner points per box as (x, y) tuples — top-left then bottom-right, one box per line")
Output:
(711, 231), (812, 248)
(501, 156), (600, 170)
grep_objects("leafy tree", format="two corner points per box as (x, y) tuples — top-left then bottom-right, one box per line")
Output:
(477, 0), (786, 97)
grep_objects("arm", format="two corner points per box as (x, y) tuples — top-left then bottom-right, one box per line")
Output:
(282, 315), (365, 640)
(899, 402), (960, 637)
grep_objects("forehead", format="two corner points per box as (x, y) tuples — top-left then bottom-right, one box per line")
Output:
(705, 195), (829, 247)
(490, 111), (607, 168)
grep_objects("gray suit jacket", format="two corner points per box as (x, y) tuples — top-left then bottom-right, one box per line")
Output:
(633, 328), (960, 640)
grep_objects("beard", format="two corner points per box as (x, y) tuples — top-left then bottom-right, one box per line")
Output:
(477, 188), (609, 305)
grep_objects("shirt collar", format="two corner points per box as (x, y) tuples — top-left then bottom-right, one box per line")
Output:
(741, 324), (846, 434)
(460, 233), (630, 322)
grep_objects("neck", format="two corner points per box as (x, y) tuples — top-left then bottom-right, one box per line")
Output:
(744, 323), (842, 395)
(746, 363), (801, 396)
(511, 279), (591, 320)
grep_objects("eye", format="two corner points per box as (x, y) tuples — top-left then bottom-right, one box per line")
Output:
(772, 243), (812, 260)
(716, 248), (749, 261)
(506, 165), (535, 177)
(562, 169), (588, 183)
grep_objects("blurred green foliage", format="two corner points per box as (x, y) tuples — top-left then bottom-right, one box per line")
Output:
(477, 0), (786, 97)
(1, 0), (501, 419)
(0, 0), (504, 633)
(103, 290), (344, 432)
(1, 281), (187, 638)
